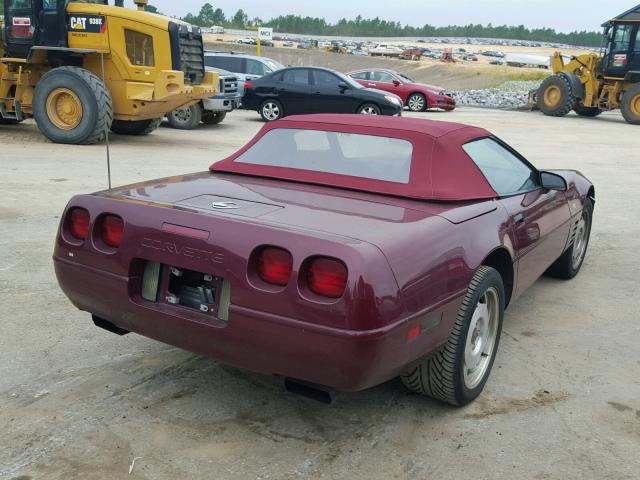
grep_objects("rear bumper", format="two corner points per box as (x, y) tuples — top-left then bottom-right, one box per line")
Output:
(203, 94), (240, 112)
(54, 255), (459, 391)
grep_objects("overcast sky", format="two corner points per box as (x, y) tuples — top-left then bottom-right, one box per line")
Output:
(131, 1), (632, 32)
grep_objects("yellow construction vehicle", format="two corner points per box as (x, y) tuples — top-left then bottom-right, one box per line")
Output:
(324, 41), (347, 54)
(0, 0), (218, 144)
(537, 5), (640, 124)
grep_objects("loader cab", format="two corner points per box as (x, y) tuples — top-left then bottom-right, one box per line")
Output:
(2, 0), (107, 57)
(602, 23), (640, 78)
(601, 5), (640, 79)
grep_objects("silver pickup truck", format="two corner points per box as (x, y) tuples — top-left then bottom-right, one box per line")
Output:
(166, 68), (241, 130)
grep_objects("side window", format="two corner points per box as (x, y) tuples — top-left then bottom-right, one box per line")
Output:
(350, 72), (369, 80)
(7, 0), (33, 8)
(372, 71), (394, 83)
(246, 59), (268, 76)
(612, 25), (633, 52)
(463, 138), (538, 195)
(43, 0), (57, 9)
(313, 70), (339, 87)
(282, 69), (310, 85)
(204, 56), (242, 72)
(125, 30), (155, 67)
(635, 28), (640, 53)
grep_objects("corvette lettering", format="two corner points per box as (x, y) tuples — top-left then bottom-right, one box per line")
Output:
(141, 238), (224, 264)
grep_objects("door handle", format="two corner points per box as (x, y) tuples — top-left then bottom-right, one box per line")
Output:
(368, 83), (376, 86)
(514, 213), (525, 225)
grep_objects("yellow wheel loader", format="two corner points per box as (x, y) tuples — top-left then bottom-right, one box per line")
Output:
(0, 0), (218, 144)
(537, 4), (640, 125)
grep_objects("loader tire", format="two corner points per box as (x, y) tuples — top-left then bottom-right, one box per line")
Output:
(33, 66), (113, 145)
(111, 118), (162, 135)
(621, 84), (640, 125)
(537, 75), (575, 117)
(574, 101), (602, 117)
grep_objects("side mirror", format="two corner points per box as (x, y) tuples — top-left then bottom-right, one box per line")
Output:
(540, 171), (567, 191)
(392, 79), (401, 86)
(338, 81), (350, 91)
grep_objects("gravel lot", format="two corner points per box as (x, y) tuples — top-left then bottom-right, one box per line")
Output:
(1, 108), (639, 480)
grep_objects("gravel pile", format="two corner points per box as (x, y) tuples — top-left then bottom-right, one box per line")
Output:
(451, 80), (543, 109)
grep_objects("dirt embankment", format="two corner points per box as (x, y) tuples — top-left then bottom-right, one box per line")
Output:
(204, 40), (549, 90)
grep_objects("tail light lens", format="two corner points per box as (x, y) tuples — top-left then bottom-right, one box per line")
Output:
(68, 208), (90, 240)
(258, 247), (292, 286)
(100, 215), (124, 248)
(307, 257), (347, 298)
(244, 81), (253, 89)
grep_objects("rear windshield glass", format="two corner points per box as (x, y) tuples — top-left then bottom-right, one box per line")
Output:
(234, 128), (413, 184)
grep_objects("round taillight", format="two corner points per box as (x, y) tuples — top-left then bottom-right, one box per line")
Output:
(68, 207), (90, 240)
(101, 215), (124, 248)
(307, 257), (347, 298)
(257, 247), (293, 286)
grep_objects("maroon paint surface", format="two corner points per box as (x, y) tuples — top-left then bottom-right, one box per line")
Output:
(54, 117), (593, 391)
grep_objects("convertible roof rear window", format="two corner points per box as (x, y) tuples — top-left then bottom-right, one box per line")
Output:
(234, 128), (413, 184)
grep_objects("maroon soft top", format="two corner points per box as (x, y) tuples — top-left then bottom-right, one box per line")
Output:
(210, 114), (498, 201)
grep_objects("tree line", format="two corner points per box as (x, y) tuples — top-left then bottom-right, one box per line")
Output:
(181, 3), (604, 47)
(0, 1), (603, 47)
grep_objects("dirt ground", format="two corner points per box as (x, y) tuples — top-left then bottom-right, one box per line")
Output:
(1, 108), (639, 480)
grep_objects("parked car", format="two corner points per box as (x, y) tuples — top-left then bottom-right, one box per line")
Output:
(242, 67), (403, 121)
(399, 48), (423, 60)
(282, 41), (294, 47)
(204, 51), (285, 98)
(54, 115), (595, 406)
(236, 37), (256, 45)
(347, 68), (456, 112)
(369, 44), (403, 57)
(166, 67), (241, 130)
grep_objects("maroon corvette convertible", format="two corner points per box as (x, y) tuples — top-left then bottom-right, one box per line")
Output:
(54, 115), (594, 406)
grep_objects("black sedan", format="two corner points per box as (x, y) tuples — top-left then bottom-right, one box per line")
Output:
(242, 67), (404, 121)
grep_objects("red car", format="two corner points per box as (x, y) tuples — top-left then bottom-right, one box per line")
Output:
(54, 115), (594, 406)
(348, 68), (456, 112)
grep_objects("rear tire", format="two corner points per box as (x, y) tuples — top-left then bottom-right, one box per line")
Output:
(33, 66), (113, 145)
(111, 118), (162, 136)
(166, 103), (202, 130)
(621, 84), (640, 125)
(358, 103), (381, 115)
(260, 99), (283, 122)
(202, 111), (227, 125)
(407, 93), (427, 112)
(401, 266), (505, 406)
(546, 198), (593, 279)
(537, 75), (575, 117)
(574, 101), (602, 117)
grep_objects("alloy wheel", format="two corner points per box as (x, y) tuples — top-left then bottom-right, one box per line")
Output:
(463, 287), (499, 389)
